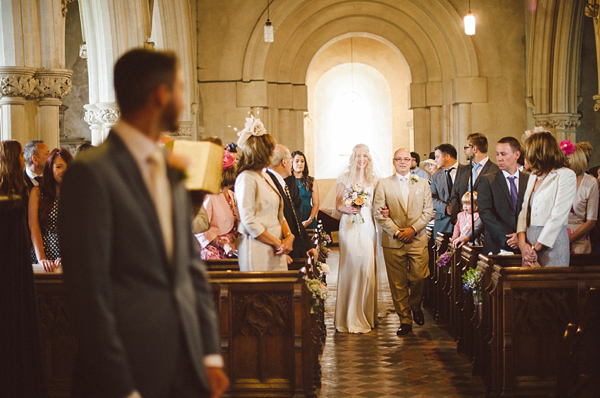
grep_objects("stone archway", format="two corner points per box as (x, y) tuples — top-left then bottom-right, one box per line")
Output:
(224, 0), (485, 157)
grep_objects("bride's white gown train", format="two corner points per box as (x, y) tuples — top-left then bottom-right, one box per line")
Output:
(334, 186), (378, 333)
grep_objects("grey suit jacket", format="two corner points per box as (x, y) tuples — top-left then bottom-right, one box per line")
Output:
(58, 132), (220, 398)
(451, 159), (500, 223)
(430, 164), (463, 238)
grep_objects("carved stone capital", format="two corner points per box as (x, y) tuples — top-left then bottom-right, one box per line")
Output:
(534, 113), (581, 131)
(533, 113), (581, 141)
(585, 3), (599, 20)
(593, 94), (600, 112)
(62, 0), (75, 17)
(29, 69), (73, 100)
(0, 67), (36, 98)
(83, 102), (120, 128)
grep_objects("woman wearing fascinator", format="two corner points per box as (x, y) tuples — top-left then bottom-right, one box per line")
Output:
(517, 131), (576, 267)
(334, 144), (380, 333)
(196, 150), (240, 259)
(234, 115), (294, 271)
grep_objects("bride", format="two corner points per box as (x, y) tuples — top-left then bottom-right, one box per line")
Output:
(334, 144), (380, 333)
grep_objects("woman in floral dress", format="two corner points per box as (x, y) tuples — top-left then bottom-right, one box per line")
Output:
(197, 151), (240, 259)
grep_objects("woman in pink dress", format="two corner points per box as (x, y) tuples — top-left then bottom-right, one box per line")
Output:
(196, 151), (240, 259)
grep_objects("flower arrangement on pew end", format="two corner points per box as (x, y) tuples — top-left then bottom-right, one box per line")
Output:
(304, 224), (332, 314)
(436, 248), (454, 267)
(462, 268), (483, 304)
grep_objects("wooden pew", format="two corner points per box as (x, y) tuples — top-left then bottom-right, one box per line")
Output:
(34, 272), (76, 398)
(424, 226), (434, 310)
(34, 267), (322, 398)
(476, 255), (600, 397)
(210, 269), (317, 397)
(433, 232), (451, 322)
(454, 245), (482, 360)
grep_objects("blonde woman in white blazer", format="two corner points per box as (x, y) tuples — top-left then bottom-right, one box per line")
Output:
(234, 116), (294, 271)
(517, 132), (576, 267)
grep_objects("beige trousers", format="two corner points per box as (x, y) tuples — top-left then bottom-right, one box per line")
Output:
(383, 245), (430, 324)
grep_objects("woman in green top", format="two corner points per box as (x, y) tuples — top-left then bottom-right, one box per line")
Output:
(291, 150), (320, 229)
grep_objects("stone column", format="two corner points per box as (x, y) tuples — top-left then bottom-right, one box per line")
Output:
(0, 67), (36, 142)
(585, 1), (600, 111)
(534, 113), (581, 142)
(412, 107), (431, 158)
(84, 102), (119, 145)
(29, 69), (73, 150)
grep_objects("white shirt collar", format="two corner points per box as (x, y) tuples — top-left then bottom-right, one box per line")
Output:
(267, 168), (287, 188)
(446, 161), (459, 170)
(502, 169), (519, 179)
(396, 172), (410, 181)
(113, 119), (161, 169)
(25, 167), (40, 181)
(475, 156), (489, 167)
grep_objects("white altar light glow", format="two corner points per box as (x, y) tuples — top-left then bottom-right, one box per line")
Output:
(313, 63), (393, 178)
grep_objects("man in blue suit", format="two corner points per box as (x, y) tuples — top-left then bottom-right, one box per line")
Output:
(59, 49), (229, 398)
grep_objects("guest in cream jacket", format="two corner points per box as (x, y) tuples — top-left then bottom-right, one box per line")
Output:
(234, 117), (294, 271)
(517, 131), (576, 267)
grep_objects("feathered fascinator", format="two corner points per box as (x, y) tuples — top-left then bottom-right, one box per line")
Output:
(222, 150), (235, 170)
(524, 126), (547, 137)
(236, 115), (267, 148)
(559, 140), (576, 156)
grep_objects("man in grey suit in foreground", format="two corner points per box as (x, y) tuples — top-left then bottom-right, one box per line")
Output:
(58, 49), (229, 398)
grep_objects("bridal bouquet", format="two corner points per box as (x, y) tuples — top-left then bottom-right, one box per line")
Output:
(343, 184), (371, 224)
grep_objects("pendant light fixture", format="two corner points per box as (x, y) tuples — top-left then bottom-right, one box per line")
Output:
(464, 0), (476, 36)
(264, 0), (274, 42)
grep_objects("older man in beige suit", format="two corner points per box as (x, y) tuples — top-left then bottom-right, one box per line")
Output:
(373, 148), (433, 335)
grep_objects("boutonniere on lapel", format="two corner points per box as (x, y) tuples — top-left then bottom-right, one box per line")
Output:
(410, 175), (419, 184)
(166, 151), (190, 183)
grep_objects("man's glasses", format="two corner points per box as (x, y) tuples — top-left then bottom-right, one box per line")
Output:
(393, 157), (412, 162)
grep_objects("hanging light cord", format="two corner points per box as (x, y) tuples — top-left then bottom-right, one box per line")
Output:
(267, 0), (270, 21)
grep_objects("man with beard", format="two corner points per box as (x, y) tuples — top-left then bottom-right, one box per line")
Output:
(58, 49), (228, 398)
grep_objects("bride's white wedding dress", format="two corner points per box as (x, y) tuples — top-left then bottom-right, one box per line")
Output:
(334, 182), (378, 333)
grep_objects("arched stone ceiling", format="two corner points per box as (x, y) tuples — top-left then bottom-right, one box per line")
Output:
(241, 0), (478, 85)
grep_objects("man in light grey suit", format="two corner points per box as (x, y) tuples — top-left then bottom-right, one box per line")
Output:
(373, 148), (434, 335)
(430, 144), (461, 238)
(58, 49), (229, 398)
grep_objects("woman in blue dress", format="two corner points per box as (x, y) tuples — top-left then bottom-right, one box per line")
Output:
(291, 150), (320, 229)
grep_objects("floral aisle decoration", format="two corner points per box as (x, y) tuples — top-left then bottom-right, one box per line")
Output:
(462, 268), (483, 304)
(304, 224), (332, 313)
(436, 248), (454, 267)
(304, 265), (328, 314)
(317, 228), (332, 260)
(342, 183), (371, 224)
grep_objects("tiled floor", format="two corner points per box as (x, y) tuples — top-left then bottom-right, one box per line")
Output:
(318, 249), (486, 397)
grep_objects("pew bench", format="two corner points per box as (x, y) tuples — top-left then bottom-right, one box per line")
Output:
(475, 254), (600, 397)
(34, 267), (322, 398)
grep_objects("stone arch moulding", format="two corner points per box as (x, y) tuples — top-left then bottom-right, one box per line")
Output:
(237, 0), (487, 155)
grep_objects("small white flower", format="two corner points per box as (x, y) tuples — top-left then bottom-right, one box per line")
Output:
(411, 175), (419, 183)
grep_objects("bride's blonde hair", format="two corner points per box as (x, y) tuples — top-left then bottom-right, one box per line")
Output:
(347, 144), (375, 186)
